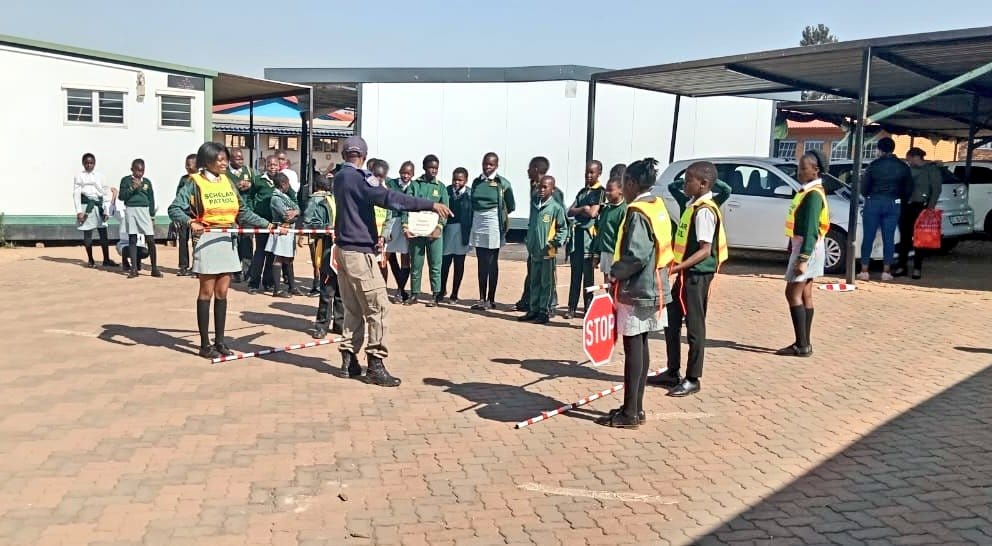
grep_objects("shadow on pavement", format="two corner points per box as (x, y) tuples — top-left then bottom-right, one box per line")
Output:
(956, 346), (992, 355)
(699, 364), (992, 544)
(269, 301), (318, 318)
(423, 377), (598, 424)
(240, 310), (313, 333)
(491, 357), (622, 383)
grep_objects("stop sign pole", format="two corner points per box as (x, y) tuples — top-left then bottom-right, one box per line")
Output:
(583, 292), (617, 367)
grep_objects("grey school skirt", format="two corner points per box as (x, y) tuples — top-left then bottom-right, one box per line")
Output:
(384, 217), (409, 254)
(469, 208), (503, 249)
(77, 209), (104, 231)
(123, 206), (155, 235)
(193, 232), (241, 274)
(265, 232), (297, 258)
(784, 235), (825, 282)
(443, 224), (470, 256)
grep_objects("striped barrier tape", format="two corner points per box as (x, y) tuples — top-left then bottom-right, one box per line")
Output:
(514, 368), (667, 429)
(202, 227), (335, 235)
(211, 337), (344, 364)
(585, 282), (612, 294)
(818, 283), (857, 292)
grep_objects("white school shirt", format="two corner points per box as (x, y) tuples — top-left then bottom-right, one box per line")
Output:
(282, 168), (300, 193)
(73, 171), (107, 214)
(686, 191), (716, 244)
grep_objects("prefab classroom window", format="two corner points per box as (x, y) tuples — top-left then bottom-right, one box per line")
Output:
(66, 88), (125, 125)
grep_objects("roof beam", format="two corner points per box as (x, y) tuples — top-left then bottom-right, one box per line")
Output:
(868, 60), (992, 124)
(874, 49), (992, 97)
(725, 63), (859, 100)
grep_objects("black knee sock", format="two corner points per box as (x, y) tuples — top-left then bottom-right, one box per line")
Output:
(128, 235), (138, 271)
(83, 230), (95, 263)
(197, 299), (211, 348)
(285, 262), (296, 291)
(452, 255), (465, 298)
(805, 308), (814, 345)
(398, 267), (410, 292)
(477, 251), (489, 301)
(97, 228), (111, 261)
(388, 254), (402, 284)
(488, 252), (500, 303)
(621, 335), (645, 419)
(147, 239), (158, 270)
(637, 333), (650, 415)
(214, 298), (227, 345)
(789, 305), (808, 348)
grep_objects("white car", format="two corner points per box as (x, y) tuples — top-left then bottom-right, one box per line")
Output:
(945, 161), (992, 234)
(829, 160), (975, 246)
(655, 157), (886, 275)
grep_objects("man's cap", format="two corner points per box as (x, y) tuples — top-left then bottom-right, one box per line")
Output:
(342, 136), (368, 156)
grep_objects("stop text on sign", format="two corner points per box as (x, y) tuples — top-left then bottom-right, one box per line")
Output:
(585, 314), (615, 346)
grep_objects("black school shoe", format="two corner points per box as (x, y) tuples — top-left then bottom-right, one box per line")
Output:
(775, 344), (813, 357)
(647, 369), (682, 388)
(365, 356), (401, 387)
(668, 379), (701, 397)
(313, 325), (328, 340)
(517, 312), (538, 322)
(214, 341), (235, 357)
(404, 294), (420, 306)
(532, 314), (550, 325)
(272, 290), (292, 298)
(102, 259), (118, 267)
(151, 269), (164, 278)
(199, 345), (221, 359)
(596, 409), (640, 428)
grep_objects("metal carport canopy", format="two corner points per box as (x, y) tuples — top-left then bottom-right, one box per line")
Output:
(213, 72), (311, 104)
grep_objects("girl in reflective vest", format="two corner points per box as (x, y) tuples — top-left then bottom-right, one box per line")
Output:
(168, 142), (282, 359)
(656, 161), (728, 398)
(597, 158), (674, 429)
(777, 150), (830, 357)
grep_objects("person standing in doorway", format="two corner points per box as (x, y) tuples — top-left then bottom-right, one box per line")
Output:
(119, 159), (161, 278)
(228, 149), (255, 282)
(73, 153), (116, 268)
(175, 154), (198, 277)
(896, 148), (944, 280)
(442, 167), (472, 303)
(778, 150), (830, 357)
(403, 155), (449, 307)
(247, 155), (281, 293)
(566, 160), (605, 319)
(332, 136), (452, 386)
(857, 137), (912, 282)
(470, 152), (516, 311)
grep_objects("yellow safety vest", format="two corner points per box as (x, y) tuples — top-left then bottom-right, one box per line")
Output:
(374, 206), (388, 236)
(314, 194), (337, 272)
(673, 198), (728, 265)
(784, 185), (829, 239)
(613, 197), (675, 268)
(191, 172), (240, 226)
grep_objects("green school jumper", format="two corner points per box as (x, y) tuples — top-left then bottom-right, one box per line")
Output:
(567, 182), (605, 312)
(526, 197), (568, 316)
(401, 176), (449, 296)
(516, 183), (565, 308)
(593, 200), (628, 255)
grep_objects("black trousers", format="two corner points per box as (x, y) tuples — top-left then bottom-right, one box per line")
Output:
(567, 253), (595, 312)
(176, 223), (192, 270)
(897, 202), (926, 272)
(248, 233), (275, 289)
(665, 272), (713, 380)
(441, 254), (466, 299)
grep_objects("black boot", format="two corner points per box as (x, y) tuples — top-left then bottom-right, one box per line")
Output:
(196, 299), (219, 359)
(365, 355), (401, 387)
(214, 299), (234, 356)
(805, 308), (815, 354)
(776, 306), (811, 357)
(340, 351), (363, 378)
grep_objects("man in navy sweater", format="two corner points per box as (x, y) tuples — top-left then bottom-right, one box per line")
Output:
(334, 136), (452, 386)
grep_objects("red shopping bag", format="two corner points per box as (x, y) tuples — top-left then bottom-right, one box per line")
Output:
(913, 209), (942, 249)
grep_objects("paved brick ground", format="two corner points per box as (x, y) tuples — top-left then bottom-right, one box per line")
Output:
(1, 240), (990, 545)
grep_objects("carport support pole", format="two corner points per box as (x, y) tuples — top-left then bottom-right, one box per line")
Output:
(847, 47), (873, 284)
(585, 75), (598, 164)
(248, 100), (255, 170)
(965, 93), (979, 184)
(669, 95), (682, 164)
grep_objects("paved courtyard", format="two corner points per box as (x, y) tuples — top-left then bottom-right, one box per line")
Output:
(1, 240), (991, 546)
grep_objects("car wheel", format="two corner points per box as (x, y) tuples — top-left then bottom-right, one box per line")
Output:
(823, 227), (846, 275)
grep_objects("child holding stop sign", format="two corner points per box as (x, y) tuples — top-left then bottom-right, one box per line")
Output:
(597, 158), (675, 429)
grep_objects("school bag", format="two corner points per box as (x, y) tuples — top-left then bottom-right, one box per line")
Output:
(913, 209), (942, 249)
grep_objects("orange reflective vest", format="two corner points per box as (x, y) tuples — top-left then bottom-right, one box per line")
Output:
(785, 185), (829, 239)
(672, 198), (728, 265)
(190, 172), (240, 226)
(613, 197), (675, 268)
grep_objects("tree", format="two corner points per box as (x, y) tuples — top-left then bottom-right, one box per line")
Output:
(800, 24), (839, 100)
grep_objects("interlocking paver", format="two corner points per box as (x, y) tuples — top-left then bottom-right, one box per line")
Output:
(2, 241), (992, 545)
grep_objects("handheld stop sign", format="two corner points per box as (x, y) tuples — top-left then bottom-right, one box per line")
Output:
(583, 293), (616, 366)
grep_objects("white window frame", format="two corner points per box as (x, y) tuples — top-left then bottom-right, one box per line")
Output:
(830, 140), (850, 160)
(62, 86), (128, 128)
(776, 140), (797, 159)
(156, 91), (196, 131)
(804, 140), (824, 153)
(863, 140), (879, 160)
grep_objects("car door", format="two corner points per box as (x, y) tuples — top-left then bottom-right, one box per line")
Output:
(718, 162), (798, 250)
(958, 164), (992, 232)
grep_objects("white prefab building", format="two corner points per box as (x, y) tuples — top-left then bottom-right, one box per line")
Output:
(0, 34), (213, 240)
(266, 66), (774, 229)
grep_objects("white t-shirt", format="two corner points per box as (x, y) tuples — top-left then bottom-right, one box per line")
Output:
(282, 168), (300, 193)
(687, 191), (716, 243)
(73, 171), (106, 214)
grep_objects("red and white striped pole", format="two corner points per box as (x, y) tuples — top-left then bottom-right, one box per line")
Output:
(585, 282), (612, 294)
(201, 227), (335, 235)
(514, 368), (667, 429)
(211, 337), (344, 364)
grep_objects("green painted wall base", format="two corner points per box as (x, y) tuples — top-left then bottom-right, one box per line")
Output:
(2, 215), (172, 241)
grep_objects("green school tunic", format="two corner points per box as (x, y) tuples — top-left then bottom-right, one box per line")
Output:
(471, 174), (516, 235)
(593, 200), (628, 254)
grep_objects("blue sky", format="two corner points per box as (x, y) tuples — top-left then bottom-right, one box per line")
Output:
(3, 0), (992, 76)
